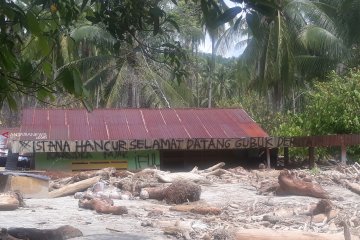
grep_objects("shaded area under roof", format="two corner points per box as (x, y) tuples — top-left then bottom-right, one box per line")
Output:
(18, 108), (268, 141)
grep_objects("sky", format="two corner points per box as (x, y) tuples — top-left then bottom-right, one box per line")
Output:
(198, 0), (245, 58)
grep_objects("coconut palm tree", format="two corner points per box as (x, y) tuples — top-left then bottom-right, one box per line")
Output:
(215, 0), (347, 111)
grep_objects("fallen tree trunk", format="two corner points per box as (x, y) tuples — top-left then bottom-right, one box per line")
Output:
(276, 171), (329, 198)
(333, 176), (360, 196)
(233, 229), (359, 240)
(343, 180), (360, 195)
(71, 168), (115, 182)
(49, 176), (100, 198)
(203, 169), (233, 177)
(6, 225), (83, 240)
(170, 204), (221, 215)
(202, 162), (225, 172)
(140, 187), (165, 200)
(157, 172), (207, 183)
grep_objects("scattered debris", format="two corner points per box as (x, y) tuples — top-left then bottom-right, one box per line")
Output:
(3, 162), (360, 239)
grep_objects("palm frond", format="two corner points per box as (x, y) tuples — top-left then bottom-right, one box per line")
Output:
(298, 25), (348, 60)
(70, 25), (116, 49)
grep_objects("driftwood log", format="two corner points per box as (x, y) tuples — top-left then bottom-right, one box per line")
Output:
(157, 172), (207, 183)
(170, 204), (221, 215)
(343, 180), (360, 195)
(202, 162), (225, 172)
(232, 228), (359, 240)
(49, 176), (100, 198)
(0, 192), (25, 211)
(6, 225), (82, 240)
(78, 195), (127, 215)
(140, 187), (165, 200)
(71, 168), (116, 182)
(276, 171), (329, 198)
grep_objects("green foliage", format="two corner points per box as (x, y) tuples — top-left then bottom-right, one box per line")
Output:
(275, 70), (360, 159)
(305, 71), (360, 135)
(275, 70), (360, 136)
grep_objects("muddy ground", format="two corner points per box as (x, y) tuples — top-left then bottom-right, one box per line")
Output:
(1, 166), (360, 239)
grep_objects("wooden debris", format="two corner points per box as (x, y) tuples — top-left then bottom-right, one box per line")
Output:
(332, 175), (360, 196)
(343, 180), (360, 195)
(276, 171), (329, 198)
(49, 176), (100, 198)
(156, 220), (192, 240)
(71, 167), (116, 182)
(78, 195), (127, 215)
(140, 187), (165, 200)
(163, 180), (201, 204)
(157, 172), (207, 183)
(6, 225), (83, 240)
(0, 192), (25, 211)
(311, 209), (339, 223)
(307, 199), (332, 216)
(170, 204), (221, 215)
(257, 180), (279, 195)
(233, 228), (359, 240)
(202, 162), (225, 172)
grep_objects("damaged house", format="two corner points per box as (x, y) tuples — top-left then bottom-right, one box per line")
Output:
(6, 108), (284, 171)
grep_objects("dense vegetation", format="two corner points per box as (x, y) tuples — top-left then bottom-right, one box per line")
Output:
(1, 0), (360, 158)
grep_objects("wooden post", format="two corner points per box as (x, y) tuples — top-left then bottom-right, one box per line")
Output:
(309, 147), (315, 169)
(266, 148), (271, 169)
(284, 147), (289, 168)
(341, 145), (347, 164)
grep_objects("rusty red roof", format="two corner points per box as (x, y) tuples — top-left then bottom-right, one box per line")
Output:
(18, 108), (268, 140)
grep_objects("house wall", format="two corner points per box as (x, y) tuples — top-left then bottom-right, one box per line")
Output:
(35, 150), (160, 171)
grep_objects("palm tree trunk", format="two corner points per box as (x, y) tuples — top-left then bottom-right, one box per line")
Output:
(208, 36), (215, 108)
(195, 45), (200, 108)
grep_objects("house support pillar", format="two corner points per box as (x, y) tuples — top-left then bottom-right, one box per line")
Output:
(341, 145), (347, 164)
(266, 148), (271, 169)
(284, 147), (289, 168)
(309, 147), (315, 169)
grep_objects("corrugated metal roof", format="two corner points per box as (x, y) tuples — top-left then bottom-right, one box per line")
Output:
(18, 108), (268, 140)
